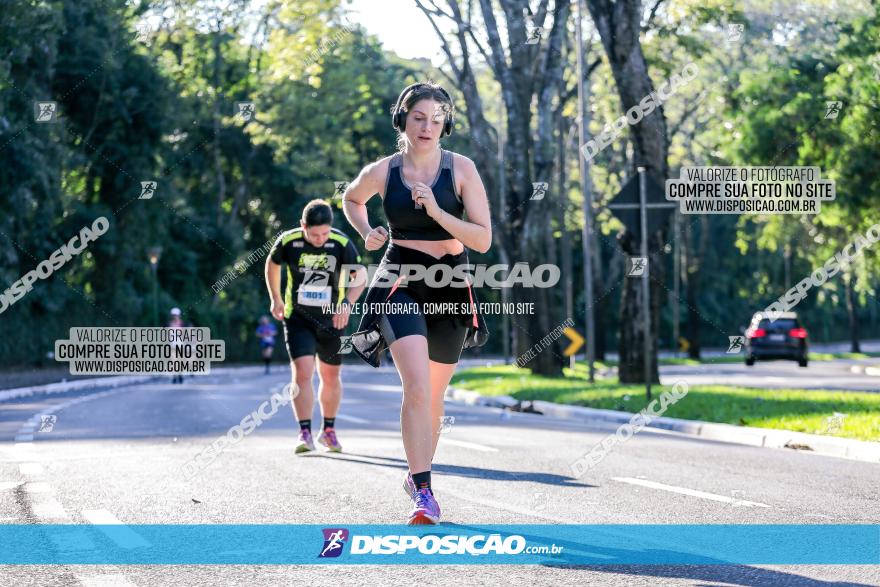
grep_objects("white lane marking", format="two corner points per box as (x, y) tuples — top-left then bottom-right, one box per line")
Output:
(0, 481), (23, 490)
(334, 414), (369, 424)
(611, 477), (771, 507)
(82, 509), (151, 548)
(14, 434), (34, 442)
(33, 497), (71, 520)
(19, 462), (43, 475)
(2, 444), (34, 462)
(438, 438), (499, 452)
(25, 482), (52, 493)
(77, 574), (137, 587)
(21, 451), (135, 462)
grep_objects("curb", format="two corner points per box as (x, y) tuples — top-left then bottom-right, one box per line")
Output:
(0, 375), (156, 403)
(0, 365), (272, 403)
(445, 386), (880, 464)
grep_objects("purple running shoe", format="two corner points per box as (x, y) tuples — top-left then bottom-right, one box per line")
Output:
(407, 488), (441, 525)
(317, 428), (342, 452)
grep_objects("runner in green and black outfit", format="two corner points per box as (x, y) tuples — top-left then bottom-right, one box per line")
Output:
(265, 199), (366, 454)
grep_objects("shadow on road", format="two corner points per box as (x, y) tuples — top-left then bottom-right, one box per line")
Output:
(307, 451), (595, 489)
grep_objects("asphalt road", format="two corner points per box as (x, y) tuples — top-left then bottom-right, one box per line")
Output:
(659, 357), (880, 392)
(0, 365), (878, 586)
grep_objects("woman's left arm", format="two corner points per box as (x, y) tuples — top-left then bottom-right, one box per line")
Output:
(416, 155), (492, 253)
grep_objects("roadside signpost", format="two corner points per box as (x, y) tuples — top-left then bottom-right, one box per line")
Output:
(607, 167), (675, 399)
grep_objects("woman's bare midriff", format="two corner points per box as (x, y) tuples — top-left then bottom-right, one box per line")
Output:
(391, 238), (464, 259)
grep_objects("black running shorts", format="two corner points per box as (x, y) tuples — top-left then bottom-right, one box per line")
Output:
(374, 244), (472, 365)
(282, 313), (343, 365)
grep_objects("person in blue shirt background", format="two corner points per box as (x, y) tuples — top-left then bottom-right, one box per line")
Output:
(255, 315), (277, 374)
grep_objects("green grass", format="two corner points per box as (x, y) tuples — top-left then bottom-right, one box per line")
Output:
(450, 364), (880, 442)
(808, 351), (880, 361)
(658, 356), (741, 365)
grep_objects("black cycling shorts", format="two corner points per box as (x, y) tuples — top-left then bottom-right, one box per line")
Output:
(282, 313), (343, 365)
(376, 244), (472, 365)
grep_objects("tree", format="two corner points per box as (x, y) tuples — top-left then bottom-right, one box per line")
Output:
(415, 0), (572, 375)
(585, 0), (669, 383)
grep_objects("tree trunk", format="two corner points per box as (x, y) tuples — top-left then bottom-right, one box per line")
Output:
(212, 29), (226, 225)
(845, 271), (860, 353)
(556, 113), (574, 332)
(417, 0), (570, 375)
(593, 244), (609, 360)
(685, 265), (702, 360)
(587, 0), (669, 383)
(681, 222), (700, 360)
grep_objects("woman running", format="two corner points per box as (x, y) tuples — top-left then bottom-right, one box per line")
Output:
(342, 80), (491, 524)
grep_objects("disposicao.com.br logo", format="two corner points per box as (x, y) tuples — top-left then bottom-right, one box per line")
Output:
(318, 528), (562, 557)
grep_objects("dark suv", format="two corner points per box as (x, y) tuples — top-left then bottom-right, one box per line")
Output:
(744, 311), (808, 367)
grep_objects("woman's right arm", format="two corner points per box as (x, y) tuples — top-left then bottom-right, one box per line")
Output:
(342, 158), (389, 251)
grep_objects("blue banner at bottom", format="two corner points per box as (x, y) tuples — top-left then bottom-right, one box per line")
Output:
(0, 524), (877, 565)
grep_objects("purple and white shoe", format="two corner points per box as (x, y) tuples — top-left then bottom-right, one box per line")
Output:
(403, 472), (418, 501)
(295, 429), (315, 454)
(317, 428), (342, 452)
(407, 488), (441, 525)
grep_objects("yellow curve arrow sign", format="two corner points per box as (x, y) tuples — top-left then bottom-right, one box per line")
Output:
(563, 327), (584, 357)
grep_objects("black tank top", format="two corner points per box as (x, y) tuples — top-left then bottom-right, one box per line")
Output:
(382, 149), (464, 241)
